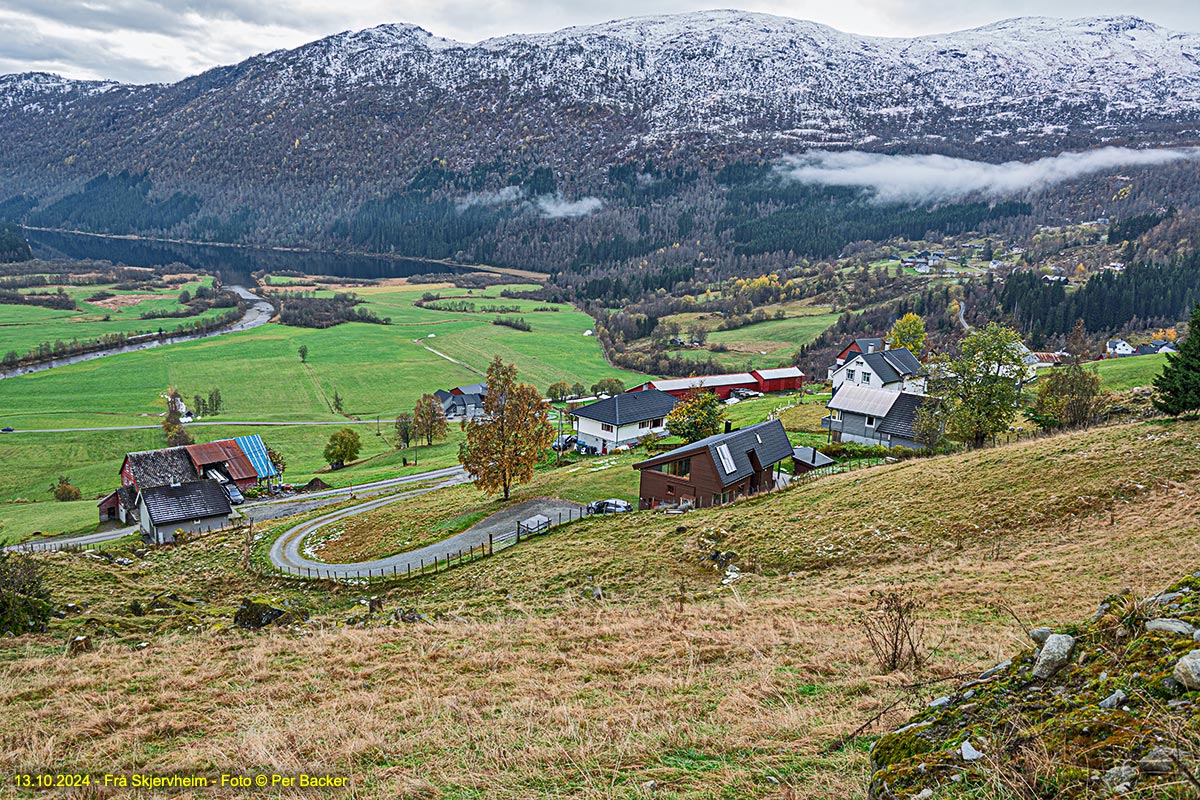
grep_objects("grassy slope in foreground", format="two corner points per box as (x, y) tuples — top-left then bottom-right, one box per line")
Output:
(4, 419), (1200, 799)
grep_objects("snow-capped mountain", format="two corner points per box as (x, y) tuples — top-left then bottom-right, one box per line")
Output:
(1, 12), (1198, 245)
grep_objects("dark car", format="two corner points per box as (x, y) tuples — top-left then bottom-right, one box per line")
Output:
(552, 434), (578, 451)
(587, 498), (633, 515)
(223, 483), (245, 505)
(0, 427), (12, 433)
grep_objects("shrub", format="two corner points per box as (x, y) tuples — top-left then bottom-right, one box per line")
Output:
(860, 588), (927, 673)
(49, 476), (81, 502)
(0, 552), (52, 635)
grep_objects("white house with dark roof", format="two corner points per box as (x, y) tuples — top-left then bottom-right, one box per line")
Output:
(822, 384), (931, 450)
(137, 480), (232, 545)
(572, 389), (678, 452)
(830, 347), (925, 395)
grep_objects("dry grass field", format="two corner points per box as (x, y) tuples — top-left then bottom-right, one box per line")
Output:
(3, 419), (1199, 799)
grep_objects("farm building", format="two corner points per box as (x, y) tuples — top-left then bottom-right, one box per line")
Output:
(137, 480), (232, 545)
(628, 368), (804, 400)
(572, 389), (678, 452)
(829, 347), (925, 395)
(186, 440), (258, 492)
(633, 419), (793, 509)
(436, 384), (488, 419)
(750, 367), (805, 393)
(792, 446), (836, 474)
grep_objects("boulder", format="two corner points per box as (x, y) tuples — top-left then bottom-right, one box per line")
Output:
(234, 597), (305, 629)
(1139, 746), (1187, 774)
(1028, 627), (1053, 644)
(1146, 618), (1195, 636)
(65, 635), (93, 657)
(1172, 650), (1200, 691)
(1032, 633), (1075, 680)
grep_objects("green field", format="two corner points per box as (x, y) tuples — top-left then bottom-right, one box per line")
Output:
(1092, 353), (1167, 391)
(657, 311), (843, 370)
(0, 277), (221, 357)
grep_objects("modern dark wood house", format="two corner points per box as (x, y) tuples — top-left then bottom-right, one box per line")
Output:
(633, 419), (793, 509)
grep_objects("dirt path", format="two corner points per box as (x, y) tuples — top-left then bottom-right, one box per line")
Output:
(413, 337), (486, 377)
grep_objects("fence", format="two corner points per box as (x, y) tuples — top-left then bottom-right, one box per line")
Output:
(7, 539), (119, 554)
(253, 504), (591, 586)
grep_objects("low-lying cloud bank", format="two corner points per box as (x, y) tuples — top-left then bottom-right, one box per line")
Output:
(777, 147), (1200, 204)
(455, 187), (603, 219)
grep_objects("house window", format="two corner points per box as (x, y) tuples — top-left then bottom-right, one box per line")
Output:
(861, 372), (872, 384)
(832, 409), (842, 421)
(666, 484), (675, 495)
(651, 418), (663, 427)
(865, 415), (876, 427)
(601, 423), (614, 433)
(655, 458), (690, 477)
(846, 369), (855, 381)
(638, 420), (651, 429)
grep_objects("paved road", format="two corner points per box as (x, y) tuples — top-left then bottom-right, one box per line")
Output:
(6, 419), (385, 434)
(2, 465), (470, 553)
(0, 285), (274, 381)
(269, 496), (584, 579)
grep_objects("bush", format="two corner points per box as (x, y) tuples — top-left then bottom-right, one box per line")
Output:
(49, 476), (81, 502)
(0, 552), (52, 635)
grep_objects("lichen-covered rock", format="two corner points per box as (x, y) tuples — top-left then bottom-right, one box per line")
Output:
(1172, 649), (1200, 690)
(1028, 626), (1052, 644)
(1139, 746), (1187, 774)
(1145, 618), (1195, 636)
(866, 573), (1200, 800)
(233, 596), (307, 630)
(1032, 633), (1075, 679)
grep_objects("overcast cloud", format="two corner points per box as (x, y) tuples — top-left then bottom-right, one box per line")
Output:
(0, 0), (1197, 84)
(777, 148), (1200, 204)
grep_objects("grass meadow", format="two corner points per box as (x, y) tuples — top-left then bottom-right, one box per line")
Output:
(3, 419), (1198, 798)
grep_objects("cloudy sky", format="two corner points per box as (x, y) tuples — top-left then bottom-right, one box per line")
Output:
(2, 0), (1197, 84)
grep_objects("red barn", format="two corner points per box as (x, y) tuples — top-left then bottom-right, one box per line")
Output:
(628, 373), (760, 400)
(186, 440), (259, 492)
(751, 367), (805, 393)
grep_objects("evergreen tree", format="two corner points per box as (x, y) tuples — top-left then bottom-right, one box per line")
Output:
(1154, 304), (1200, 417)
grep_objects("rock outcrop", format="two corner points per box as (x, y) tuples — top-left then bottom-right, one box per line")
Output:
(869, 574), (1200, 799)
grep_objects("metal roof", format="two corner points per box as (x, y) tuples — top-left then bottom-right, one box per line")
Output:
(140, 480), (231, 526)
(234, 434), (278, 479)
(827, 384), (902, 418)
(641, 373), (758, 392)
(572, 389), (678, 426)
(752, 367), (804, 380)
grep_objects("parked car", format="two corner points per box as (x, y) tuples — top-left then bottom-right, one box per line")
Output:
(575, 441), (598, 455)
(587, 498), (633, 515)
(731, 388), (763, 399)
(224, 484), (245, 505)
(0, 427), (12, 433)
(552, 434), (578, 451)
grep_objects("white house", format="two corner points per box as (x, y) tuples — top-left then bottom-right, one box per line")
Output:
(572, 389), (679, 452)
(830, 347), (926, 395)
(1107, 339), (1136, 357)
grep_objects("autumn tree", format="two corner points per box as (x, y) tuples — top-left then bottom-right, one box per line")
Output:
(1033, 320), (1103, 429)
(162, 389), (193, 446)
(459, 357), (554, 500)
(49, 476), (81, 502)
(547, 381), (571, 402)
(394, 412), (414, 449)
(928, 323), (1026, 447)
(591, 377), (626, 396)
(323, 428), (361, 469)
(570, 382), (586, 398)
(265, 444), (286, 480)
(412, 394), (448, 446)
(888, 312), (927, 356)
(665, 390), (726, 444)
(1154, 303), (1200, 417)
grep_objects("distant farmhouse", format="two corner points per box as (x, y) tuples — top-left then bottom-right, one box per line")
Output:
(572, 388), (677, 453)
(435, 382), (488, 419)
(823, 384), (932, 450)
(98, 434), (277, 545)
(829, 346), (925, 395)
(1106, 339), (1177, 358)
(633, 419), (792, 509)
(628, 367), (804, 400)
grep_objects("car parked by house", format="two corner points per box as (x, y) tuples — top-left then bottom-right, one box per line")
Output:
(587, 498), (633, 515)
(552, 434), (578, 451)
(224, 483), (245, 505)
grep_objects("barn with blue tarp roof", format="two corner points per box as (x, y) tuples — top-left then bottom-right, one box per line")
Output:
(234, 434), (278, 479)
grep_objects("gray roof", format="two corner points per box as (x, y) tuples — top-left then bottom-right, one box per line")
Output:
(455, 383), (488, 395)
(828, 384), (902, 417)
(793, 446), (835, 469)
(123, 446), (200, 488)
(573, 389), (678, 426)
(875, 393), (930, 440)
(850, 338), (884, 354)
(140, 480), (231, 526)
(848, 348), (921, 384)
(637, 419), (793, 488)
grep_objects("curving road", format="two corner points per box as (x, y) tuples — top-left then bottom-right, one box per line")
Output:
(0, 285), (274, 381)
(269, 492), (583, 579)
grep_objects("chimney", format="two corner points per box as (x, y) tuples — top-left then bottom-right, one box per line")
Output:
(724, 421), (733, 434)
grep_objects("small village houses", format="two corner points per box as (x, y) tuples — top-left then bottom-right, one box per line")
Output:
(572, 388), (678, 452)
(823, 384), (931, 450)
